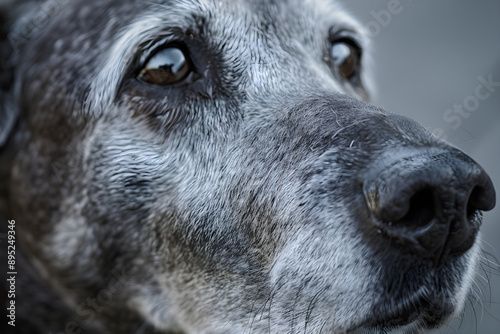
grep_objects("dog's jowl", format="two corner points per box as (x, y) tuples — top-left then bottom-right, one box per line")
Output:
(0, 0), (496, 333)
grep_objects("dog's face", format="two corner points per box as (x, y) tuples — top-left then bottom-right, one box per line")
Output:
(1, 0), (496, 333)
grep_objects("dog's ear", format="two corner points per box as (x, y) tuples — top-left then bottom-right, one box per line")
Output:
(0, 2), (20, 148)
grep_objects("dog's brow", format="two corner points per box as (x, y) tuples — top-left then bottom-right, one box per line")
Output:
(84, 8), (202, 116)
(84, 16), (159, 116)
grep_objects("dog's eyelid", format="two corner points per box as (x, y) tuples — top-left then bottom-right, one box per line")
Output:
(329, 29), (362, 49)
(139, 36), (182, 65)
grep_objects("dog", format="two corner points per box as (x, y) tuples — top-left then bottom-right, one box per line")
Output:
(0, 0), (496, 333)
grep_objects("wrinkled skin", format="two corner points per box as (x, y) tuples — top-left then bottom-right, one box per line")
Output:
(0, 0), (495, 333)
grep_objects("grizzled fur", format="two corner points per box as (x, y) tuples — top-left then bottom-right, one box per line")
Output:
(0, 0), (494, 333)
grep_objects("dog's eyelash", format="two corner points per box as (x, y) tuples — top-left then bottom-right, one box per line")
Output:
(139, 36), (181, 65)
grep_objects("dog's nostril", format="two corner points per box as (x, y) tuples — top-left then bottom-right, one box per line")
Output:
(467, 187), (480, 220)
(399, 188), (435, 228)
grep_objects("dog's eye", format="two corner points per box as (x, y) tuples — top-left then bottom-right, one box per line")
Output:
(330, 41), (360, 80)
(139, 47), (192, 85)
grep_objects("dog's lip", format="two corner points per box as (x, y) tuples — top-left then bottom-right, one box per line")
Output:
(348, 293), (453, 333)
(349, 315), (424, 334)
(352, 310), (421, 332)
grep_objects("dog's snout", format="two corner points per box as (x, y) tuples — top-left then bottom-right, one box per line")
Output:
(362, 148), (496, 265)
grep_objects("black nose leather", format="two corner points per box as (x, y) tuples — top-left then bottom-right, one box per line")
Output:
(362, 148), (496, 265)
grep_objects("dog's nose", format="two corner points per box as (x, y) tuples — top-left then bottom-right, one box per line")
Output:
(362, 148), (495, 265)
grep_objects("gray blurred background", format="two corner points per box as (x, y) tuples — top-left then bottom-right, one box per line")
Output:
(340, 1), (500, 333)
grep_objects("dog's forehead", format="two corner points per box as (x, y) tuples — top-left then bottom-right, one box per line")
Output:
(153, 0), (364, 50)
(102, 0), (362, 46)
(121, 0), (357, 28)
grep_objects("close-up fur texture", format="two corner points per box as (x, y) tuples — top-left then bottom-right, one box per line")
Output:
(0, 0), (498, 333)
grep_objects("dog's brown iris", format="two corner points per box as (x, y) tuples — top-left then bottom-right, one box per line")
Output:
(139, 47), (191, 85)
(331, 42), (359, 80)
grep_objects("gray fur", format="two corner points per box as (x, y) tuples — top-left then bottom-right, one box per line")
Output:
(0, 0), (494, 333)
